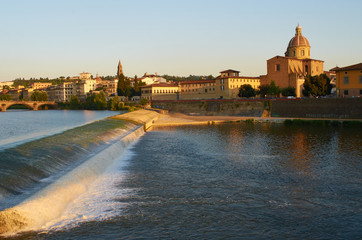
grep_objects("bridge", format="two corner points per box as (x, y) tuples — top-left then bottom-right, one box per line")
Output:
(0, 101), (57, 112)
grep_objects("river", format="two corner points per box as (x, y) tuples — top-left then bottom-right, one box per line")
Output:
(0, 111), (361, 239)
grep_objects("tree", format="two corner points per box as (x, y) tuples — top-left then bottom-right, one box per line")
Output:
(238, 84), (256, 98)
(85, 91), (107, 110)
(117, 73), (126, 96)
(108, 96), (120, 111)
(31, 91), (48, 101)
(302, 74), (332, 97)
(258, 84), (270, 98)
(133, 75), (141, 96)
(139, 97), (149, 106)
(267, 80), (281, 97)
(94, 91), (107, 110)
(281, 87), (296, 97)
(69, 95), (81, 109)
(0, 93), (12, 100)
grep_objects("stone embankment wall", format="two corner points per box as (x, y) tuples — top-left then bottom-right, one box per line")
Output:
(152, 98), (362, 119)
(152, 100), (267, 116)
(271, 98), (362, 119)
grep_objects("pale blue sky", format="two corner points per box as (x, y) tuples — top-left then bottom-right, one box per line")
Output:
(0, 0), (361, 81)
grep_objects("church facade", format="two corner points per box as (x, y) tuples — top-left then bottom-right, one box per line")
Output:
(260, 25), (324, 97)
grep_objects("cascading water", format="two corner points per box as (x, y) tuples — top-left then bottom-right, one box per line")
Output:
(0, 118), (145, 236)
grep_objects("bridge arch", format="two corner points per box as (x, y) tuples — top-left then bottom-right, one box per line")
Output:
(0, 101), (57, 112)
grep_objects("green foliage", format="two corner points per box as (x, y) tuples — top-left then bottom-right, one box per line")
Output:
(108, 96), (121, 111)
(258, 85), (270, 98)
(238, 84), (256, 98)
(117, 74), (133, 98)
(267, 80), (281, 97)
(85, 91), (107, 110)
(30, 91), (48, 101)
(302, 74), (332, 97)
(133, 75), (141, 96)
(281, 87), (296, 97)
(69, 95), (81, 110)
(139, 98), (149, 106)
(0, 93), (12, 100)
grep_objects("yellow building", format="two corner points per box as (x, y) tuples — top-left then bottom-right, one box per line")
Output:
(331, 63), (362, 97)
(215, 70), (260, 99)
(140, 83), (179, 101)
(179, 80), (217, 100)
(30, 82), (52, 89)
(262, 25), (324, 97)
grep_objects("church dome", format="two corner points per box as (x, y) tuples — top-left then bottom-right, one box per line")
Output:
(288, 28), (310, 48)
(285, 24), (311, 59)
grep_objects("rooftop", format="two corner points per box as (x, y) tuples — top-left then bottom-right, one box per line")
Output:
(330, 63), (362, 72)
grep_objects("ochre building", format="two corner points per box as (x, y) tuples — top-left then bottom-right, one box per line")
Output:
(216, 70), (260, 99)
(261, 25), (324, 97)
(331, 63), (362, 97)
(140, 69), (260, 101)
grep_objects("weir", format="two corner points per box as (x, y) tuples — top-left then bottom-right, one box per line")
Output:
(0, 110), (159, 236)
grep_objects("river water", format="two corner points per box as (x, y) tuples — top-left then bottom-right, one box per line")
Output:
(0, 111), (361, 239)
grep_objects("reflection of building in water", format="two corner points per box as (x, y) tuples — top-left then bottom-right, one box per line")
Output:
(288, 131), (312, 173)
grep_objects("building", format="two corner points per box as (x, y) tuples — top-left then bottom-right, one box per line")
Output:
(140, 83), (179, 101)
(56, 82), (77, 102)
(79, 72), (92, 80)
(101, 79), (119, 96)
(30, 82), (52, 89)
(261, 25), (324, 97)
(77, 79), (97, 101)
(138, 73), (167, 85)
(215, 70), (260, 99)
(140, 69), (260, 101)
(117, 60), (123, 78)
(0, 81), (14, 89)
(331, 63), (362, 97)
(179, 80), (217, 100)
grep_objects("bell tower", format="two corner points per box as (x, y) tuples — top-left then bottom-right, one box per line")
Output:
(117, 60), (123, 79)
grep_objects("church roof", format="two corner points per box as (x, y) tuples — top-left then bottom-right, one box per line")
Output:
(220, 69), (240, 73)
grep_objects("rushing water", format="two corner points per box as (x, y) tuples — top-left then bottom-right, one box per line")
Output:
(1, 116), (361, 239)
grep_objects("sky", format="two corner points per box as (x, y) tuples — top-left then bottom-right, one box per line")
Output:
(0, 0), (361, 81)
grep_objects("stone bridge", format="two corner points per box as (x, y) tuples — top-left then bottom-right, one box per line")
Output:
(0, 101), (57, 112)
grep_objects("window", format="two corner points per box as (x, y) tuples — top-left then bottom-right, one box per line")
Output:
(344, 90), (349, 95)
(344, 76), (349, 84)
(305, 65), (308, 73)
(360, 76), (362, 84)
(220, 79), (224, 84)
(360, 89), (362, 95)
(302, 50), (305, 56)
(221, 86), (224, 91)
(276, 64), (280, 71)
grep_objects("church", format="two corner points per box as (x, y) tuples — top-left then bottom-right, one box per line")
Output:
(260, 25), (324, 97)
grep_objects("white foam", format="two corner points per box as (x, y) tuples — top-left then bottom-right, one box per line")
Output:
(0, 126), (144, 236)
(42, 147), (137, 232)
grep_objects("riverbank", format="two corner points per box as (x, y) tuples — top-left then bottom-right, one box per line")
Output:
(110, 109), (362, 130)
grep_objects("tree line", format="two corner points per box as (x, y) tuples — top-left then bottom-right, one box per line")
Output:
(238, 74), (333, 98)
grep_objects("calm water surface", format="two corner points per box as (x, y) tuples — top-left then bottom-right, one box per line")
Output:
(8, 122), (360, 239)
(0, 110), (120, 150)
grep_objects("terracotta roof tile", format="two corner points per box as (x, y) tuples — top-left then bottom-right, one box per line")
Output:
(330, 63), (362, 72)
